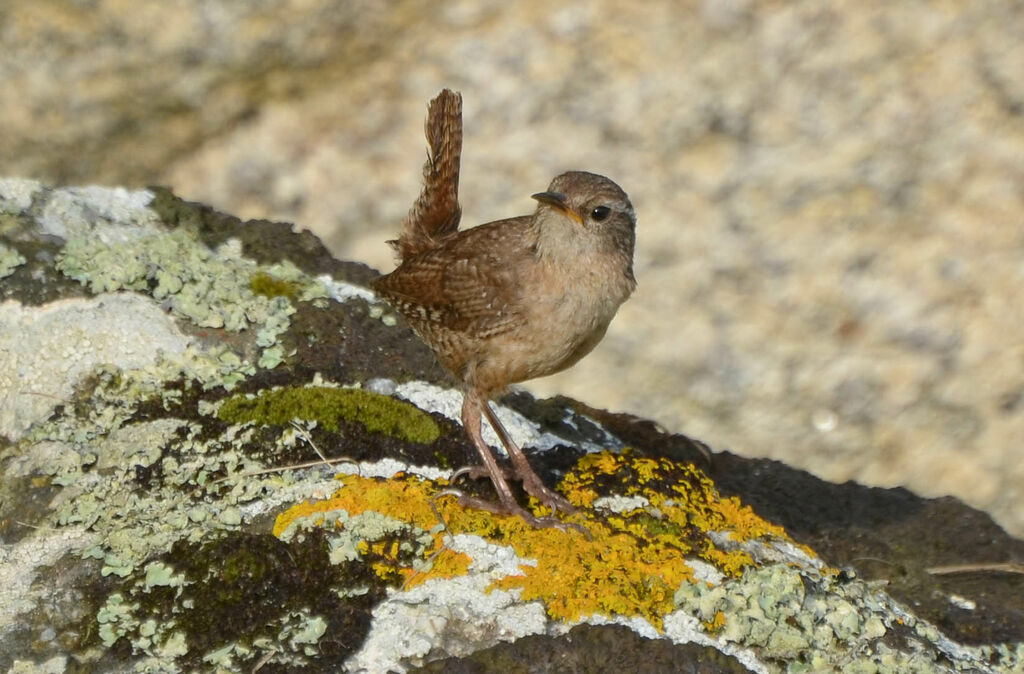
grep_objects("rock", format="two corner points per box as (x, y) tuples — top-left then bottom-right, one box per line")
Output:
(0, 182), (1020, 672)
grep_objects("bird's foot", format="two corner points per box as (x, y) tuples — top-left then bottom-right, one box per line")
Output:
(453, 464), (577, 516)
(455, 493), (587, 534)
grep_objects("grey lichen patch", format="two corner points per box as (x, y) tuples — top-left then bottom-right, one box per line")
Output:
(94, 418), (176, 471)
(0, 177), (43, 214)
(5, 656), (67, 674)
(673, 564), (1019, 672)
(0, 294), (192, 441)
(0, 241), (26, 278)
(39, 185), (160, 240)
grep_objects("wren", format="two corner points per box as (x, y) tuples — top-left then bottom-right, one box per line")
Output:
(373, 90), (636, 527)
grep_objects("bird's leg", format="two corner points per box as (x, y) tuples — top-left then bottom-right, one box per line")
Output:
(449, 390), (507, 484)
(481, 401), (577, 515)
(458, 391), (518, 509)
(456, 391), (579, 530)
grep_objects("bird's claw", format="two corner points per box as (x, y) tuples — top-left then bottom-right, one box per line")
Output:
(452, 463), (577, 516)
(449, 464), (496, 483)
(452, 493), (588, 535)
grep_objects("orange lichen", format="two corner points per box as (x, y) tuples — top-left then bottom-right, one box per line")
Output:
(705, 610), (727, 633)
(272, 472), (442, 538)
(272, 451), (802, 630)
(485, 516), (690, 628)
(402, 548), (473, 588)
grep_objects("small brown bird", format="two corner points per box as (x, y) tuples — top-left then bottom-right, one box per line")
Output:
(373, 90), (636, 527)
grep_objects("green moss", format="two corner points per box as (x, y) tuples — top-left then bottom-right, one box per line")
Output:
(250, 270), (302, 300)
(217, 386), (440, 444)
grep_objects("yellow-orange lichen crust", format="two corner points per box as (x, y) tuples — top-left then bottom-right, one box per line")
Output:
(272, 451), (807, 630)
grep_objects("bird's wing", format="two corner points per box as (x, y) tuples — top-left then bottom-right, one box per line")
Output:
(374, 218), (533, 338)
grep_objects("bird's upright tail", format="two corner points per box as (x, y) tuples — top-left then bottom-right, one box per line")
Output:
(390, 89), (463, 260)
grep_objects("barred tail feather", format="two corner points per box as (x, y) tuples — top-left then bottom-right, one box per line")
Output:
(392, 89), (463, 260)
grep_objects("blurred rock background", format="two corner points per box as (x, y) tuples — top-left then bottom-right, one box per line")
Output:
(2, 0), (1022, 536)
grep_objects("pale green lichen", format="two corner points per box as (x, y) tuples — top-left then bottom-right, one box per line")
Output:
(88, 525), (349, 672)
(285, 613), (328, 647)
(16, 365), (293, 582)
(144, 562), (187, 589)
(97, 592), (139, 647)
(367, 303), (399, 327)
(54, 226), (327, 369)
(217, 507), (243, 526)
(257, 344), (287, 369)
(673, 564), (980, 672)
(0, 241), (26, 278)
(198, 609), (327, 669)
(97, 565), (192, 661)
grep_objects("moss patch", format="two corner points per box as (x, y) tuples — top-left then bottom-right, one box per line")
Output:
(216, 386), (440, 444)
(249, 270), (302, 300)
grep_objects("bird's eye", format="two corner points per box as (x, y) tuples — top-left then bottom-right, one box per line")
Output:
(591, 206), (611, 221)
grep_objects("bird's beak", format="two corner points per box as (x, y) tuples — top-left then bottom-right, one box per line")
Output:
(531, 191), (583, 225)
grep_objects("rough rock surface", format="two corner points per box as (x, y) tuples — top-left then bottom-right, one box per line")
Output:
(1, 183), (1021, 673)
(2, 1), (1022, 538)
